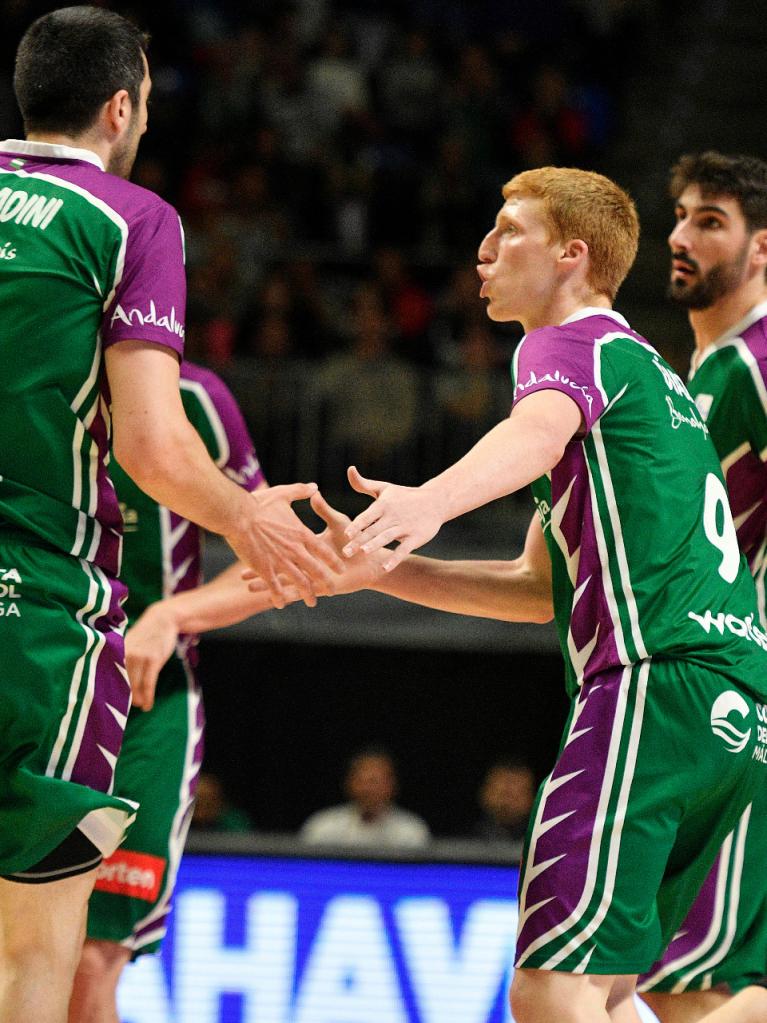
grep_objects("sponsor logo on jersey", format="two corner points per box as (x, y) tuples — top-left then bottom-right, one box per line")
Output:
(514, 368), (593, 409)
(0, 187), (63, 230)
(111, 300), (185, 339)
(0, 567), (22, 617)
(710, 690), (752, 753)
(224, 451), (262, 487)
(652, 356), (696, 402)
(94, 849), (166, 902)
(533, 495), (551, 530)
(0, 240), (17, 260)
(688, 607), (767, 651)
(665, 395), (709, 436)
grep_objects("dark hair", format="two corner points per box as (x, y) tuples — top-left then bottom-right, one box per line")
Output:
(670, 151), (767, 232)
(14, 6), (149, 136)
(485, 758), (534, 778)
(346, 745), (397, 775)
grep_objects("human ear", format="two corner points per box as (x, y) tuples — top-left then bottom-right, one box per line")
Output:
(559, 238), (588, 265)
(751, 229), (767, 267)
(103, 89), (132, 136)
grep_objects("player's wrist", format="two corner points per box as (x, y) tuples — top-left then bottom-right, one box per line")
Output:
(419, 478), (452, 526)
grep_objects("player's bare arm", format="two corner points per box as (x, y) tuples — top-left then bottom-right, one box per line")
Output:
(248, 493), (554, 624)
(106, 341), (343, 607)
(126, 559), (277, 710)
(342, 388), (582, 570)
(369, 512), (553, 623)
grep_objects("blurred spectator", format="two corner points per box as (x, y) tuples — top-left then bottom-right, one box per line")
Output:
(307, 25), (370, 135)
(510, 64), (592, 168)
(373, 246), (434, 361)
(315, 282), (419, 477)
(300, 747), (430, 848)
(473, 759), (536, 846)
(436, 322), (507, 425)
(419, 134), (483, 255)
(374, 28), (443, 151)
(431, 265), (490, 366)
(184, 240), (242, 364)
(191, 772), (254, 833)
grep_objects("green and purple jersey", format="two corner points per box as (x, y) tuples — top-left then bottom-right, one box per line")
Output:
(88, 363), (263, 955)
(512, 309), (767, 975)
(512, 308), (767, 700)
(0, 139), (186, 577)
(687, 301), (767, 622)
(639, 301), (767, 995)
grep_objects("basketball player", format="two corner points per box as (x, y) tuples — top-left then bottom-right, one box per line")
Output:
(636, 152), (767, 1023)
(329, 167), (767, 1021)
(0, 8), (335, 1020)
(69, 363), (273, 1022)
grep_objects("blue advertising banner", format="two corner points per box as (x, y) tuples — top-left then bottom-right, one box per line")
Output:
(117, 851), (660, 1023)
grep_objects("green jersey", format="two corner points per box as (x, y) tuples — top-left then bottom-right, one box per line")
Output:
(511, 308), (767, 700)
(0, 139), (186, 576)
(687, 301), (767, 620)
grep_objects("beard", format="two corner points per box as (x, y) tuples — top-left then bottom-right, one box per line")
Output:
(106, 116), (141, 180)
(667, 243), (749, 309)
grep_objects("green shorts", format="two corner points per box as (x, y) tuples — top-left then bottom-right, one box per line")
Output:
(639, 773), (767, 993)
(515, 658), (767, 975)
(0, 539), (136, 877)
(87, 654), (203, 955)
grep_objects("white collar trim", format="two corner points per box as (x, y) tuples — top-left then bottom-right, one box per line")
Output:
(561, 306), (629, 328)
(0, 139), (104, 171)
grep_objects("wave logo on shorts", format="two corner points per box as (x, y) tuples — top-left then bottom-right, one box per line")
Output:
(710, 691), (752, 753)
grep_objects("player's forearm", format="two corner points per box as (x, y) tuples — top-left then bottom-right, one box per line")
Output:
(421, 416), (568, 525)
(372, 555), (554, 623)
(114, 418), (253, 540)
(152, 562), (275, 635)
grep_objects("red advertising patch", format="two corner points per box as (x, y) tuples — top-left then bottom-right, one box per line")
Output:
(94, 849), (166, 902)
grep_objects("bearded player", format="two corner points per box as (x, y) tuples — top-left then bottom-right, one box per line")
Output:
(637, 152), (767, 1023)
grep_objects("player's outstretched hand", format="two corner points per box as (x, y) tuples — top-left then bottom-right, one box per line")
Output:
(229, 482), (344, 609)
(341, 466), (446, 572)
(125, 603), (180, 711)
(310, 490), (387, 593)
(243, 490), (388, 598)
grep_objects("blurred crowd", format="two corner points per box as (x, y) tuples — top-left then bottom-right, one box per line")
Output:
(0, 0), (656, 485)
(193, 751), (537, 859)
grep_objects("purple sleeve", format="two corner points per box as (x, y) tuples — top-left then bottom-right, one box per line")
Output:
(102, 201), (186, 356)
(512, 326), (607, 432)
(184, 365), (266, 493)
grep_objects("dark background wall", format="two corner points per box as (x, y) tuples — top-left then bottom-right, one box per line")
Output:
(199, 638), (569, 836)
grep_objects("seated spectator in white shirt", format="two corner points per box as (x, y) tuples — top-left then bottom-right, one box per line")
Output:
(300, 747), (430, 848)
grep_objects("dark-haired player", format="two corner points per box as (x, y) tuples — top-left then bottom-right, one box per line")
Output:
(638, 151), (767, 1023)
(0, 7), (334, 1019)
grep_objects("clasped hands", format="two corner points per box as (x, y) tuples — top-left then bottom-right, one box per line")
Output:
(244, 465), (446, 604)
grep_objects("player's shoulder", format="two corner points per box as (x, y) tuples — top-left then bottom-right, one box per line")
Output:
(737, 314), (767, 362)
(77, 169), (180, 231)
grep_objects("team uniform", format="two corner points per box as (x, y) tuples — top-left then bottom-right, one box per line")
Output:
(640, 301), (767, 994)
(88, 362), (264, 956)
(0, 139), (185, 879)
(512, 308), (767, 975)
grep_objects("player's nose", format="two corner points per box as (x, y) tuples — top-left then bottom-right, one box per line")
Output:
(477, 230), (496, 266)
(668, 220), (689, 251)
